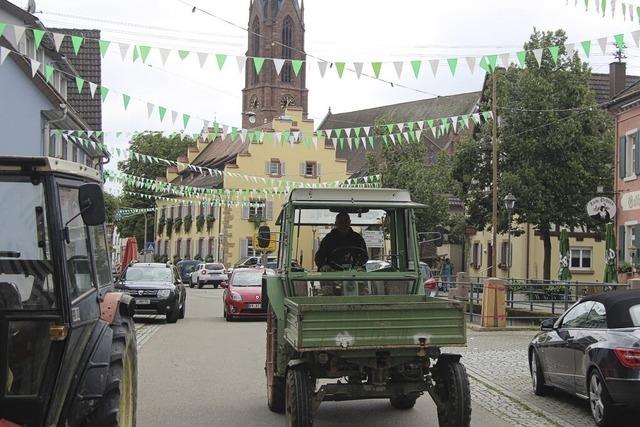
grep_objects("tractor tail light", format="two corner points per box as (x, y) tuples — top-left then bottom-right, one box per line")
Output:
(614, 348), (640, 368)
(425, 278), (438, 290)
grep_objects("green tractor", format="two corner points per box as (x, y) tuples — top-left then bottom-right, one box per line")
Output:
(261, 188), (471, 427)
(0, 157), (137, 426)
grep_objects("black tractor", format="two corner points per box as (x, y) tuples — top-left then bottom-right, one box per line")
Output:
(0, 157), (137, 426)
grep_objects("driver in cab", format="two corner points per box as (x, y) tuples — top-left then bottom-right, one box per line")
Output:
(314, 212), (368, 271)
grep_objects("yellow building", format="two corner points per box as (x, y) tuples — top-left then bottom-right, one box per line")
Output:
(466, 225), (607, 283)
(154, 107), (349, 270)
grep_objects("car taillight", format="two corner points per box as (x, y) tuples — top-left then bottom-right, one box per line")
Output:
(425, 278), (438, 290)
(201, 270), (207, 275)
(614, 348), (640, 368)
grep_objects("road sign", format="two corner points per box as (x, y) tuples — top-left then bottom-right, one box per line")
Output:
(146, 242), (155, 252)
(115, 211), (124, 221)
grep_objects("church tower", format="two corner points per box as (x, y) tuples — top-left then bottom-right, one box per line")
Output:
(242, 0), (308, 129)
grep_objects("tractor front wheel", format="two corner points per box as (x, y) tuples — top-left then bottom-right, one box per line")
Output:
(286, 366), (314, 427)
(435, 360), (471, 427)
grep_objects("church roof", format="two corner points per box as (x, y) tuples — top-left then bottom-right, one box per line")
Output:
(590, 73), (640, 105)
(318, 91), (482, 174)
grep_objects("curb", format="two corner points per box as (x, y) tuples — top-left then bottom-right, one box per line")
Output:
(465, 366), (573, 427)
(467, 324), (540, 332)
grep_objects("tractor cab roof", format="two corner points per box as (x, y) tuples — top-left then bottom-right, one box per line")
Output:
(0, 156), (102, 182)
(285, 188), (426, 209)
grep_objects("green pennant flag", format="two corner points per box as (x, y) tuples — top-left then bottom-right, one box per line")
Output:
(581, 40), (591, 57)
(178, 50), (190, 60)
(98, 40), (110, 58)
(426, 119), (434, 130)
(339, 138), (344, 149)
(487, 54), (498, 72)
(32, 29), (45, 49)
(335, 128), (343, 138)
(139, 45), (151, 63)
(548, 46), (560, 64)
(386, 124), (394, 133)
(335, 62), (345, 78)
(231, 127), (238, 141)
(408, 122), (415, 131)
(182, 114), (190, 128)
(70, 35), (83, 55)
(447, 58), (458, 76)
(410, 60), (421, 78)
(253, 57), (265, 74)
(132, 46), (140, 62)
(354, 127), (361, 137)
(516, 51), (527, 67)
(0, 22), (5, 38)
(74, 77), (84, 93)
(282, 131), (290, 143)
(316, 130), (323, 138)
(158, 106), (167, 122)
(601, 0), (606, 16)
(100, 86), (109, 102)
(371, 62), (382, 78)
(95, 131), (103, 138)
(382, 134), (389, 145)
(122, 94), (131, 110)
(482, 111), (491, 122)
(45, 65), (54, 83)
(215, 53), (227, 70)
(291, 59), (303, 76)
(614, 34), (625, 50)
(368, 136), (374, 148)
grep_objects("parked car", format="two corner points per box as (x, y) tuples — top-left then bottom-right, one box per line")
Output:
(222, 268), (275, 321)
(419, 262), (439, 297)
(529, 289), (640, 426)
(116, 262), (186, 323)
(176, 259), (200, 283)
(190, 262), (228, 289)
(227, 255), (277, 275)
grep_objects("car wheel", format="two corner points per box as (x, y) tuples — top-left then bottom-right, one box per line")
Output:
(225, 305), (233, 322)
(214, 283), (219, 289)
(589, 369), (616, 427)
(530, 350), (551, 396)
(197, 280), (204, 289)
(189, 279), (195, 289)
(166, 303), (179, 323)
(179, 300), (185, 319)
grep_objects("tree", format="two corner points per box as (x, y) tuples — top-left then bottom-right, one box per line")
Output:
(103, 191), (120, 223)
(115, 133), (194, 247)
(452, 29), (614, 280)
(367, 117), (463, 240)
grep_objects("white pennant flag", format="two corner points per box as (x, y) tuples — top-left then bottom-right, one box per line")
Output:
(466, 57), (476, 74)
(197, 52), (209, 68)
(119, 43), (130, 61)
(344, 128), (352, 138)
(631, 4), (635, 21)
(236, 56), (246, 73)
(393, 61), (404, 78)
(429, 59), (439, 76)
(171, 110), (178, 124)
(274, 132), (281, 143)
(222, 125), (229, 136)
(11, 25), (25, 46)
(292, 131), (300, 143)
(354, 62), (364, 79)
(415, 130), (422, 141)
(317, 60), (328, 78)
(331, 138), (337, 148)
(596, 0), (600, 13)
(361, 137), (367, 149)
(239, 129), (247, 143)
(499, 53), (510, 68)
(611, 0), (617, 17)
(532, 48), (543, 66)
(451, 117), (458, 133)
(363, 126), (371, 136)
(146, 102), (154, 118)
(633, 30), (640, 47)
(29, 59), (40, 77)
(53, 33), (65, 52)
(89, 82), (98, 98)
(272, 58), (285, 75)
(0, 47), (9, 65)
(159, 48), (171, 66)
(347, 138), (352, 150)
(598, 37), (608, 55)
(565, 43), (575, 58)
(416, 121), (423, 130)
(312, 136), (318, 148)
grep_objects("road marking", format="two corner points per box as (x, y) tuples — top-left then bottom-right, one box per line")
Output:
(135, 316), (164, 350)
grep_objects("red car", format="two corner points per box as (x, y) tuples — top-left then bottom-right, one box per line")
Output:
(222, 268), (274, 321)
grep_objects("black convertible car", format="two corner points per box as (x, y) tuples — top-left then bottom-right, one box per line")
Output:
(529, 289), (640, 426)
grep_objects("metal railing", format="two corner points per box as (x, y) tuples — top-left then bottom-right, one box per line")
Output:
(439, 277), (630, 326)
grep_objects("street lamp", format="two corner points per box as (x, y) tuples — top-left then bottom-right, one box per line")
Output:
(503, 193), (516, 279)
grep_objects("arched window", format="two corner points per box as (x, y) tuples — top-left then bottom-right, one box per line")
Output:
(281, 16), (293, 83)
(251, 18), (261, 84)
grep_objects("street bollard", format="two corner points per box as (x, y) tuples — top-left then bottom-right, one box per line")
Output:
(629, 279), (640, 289)
(481, 278), (506, 328)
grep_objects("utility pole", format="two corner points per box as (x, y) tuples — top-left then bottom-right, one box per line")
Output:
(491, 69), (498, 278)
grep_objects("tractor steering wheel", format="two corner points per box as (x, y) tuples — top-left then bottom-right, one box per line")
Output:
(327, 246), (368, 271)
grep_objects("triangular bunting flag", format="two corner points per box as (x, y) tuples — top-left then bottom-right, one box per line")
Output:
(371, 62), (382, 78)
(499, 53), (510, 68)
(29, 59), (40, 77)
(581, 40), (591, 57)
(159, 48), (170, 65)
(197, 52), (208, 68)
(353, 62), (363, 79)
(447, 58), (457, 76)
(632, 30), (640, 47)
(119, 43), (129, 61)
(335, 62), (345, 78)
(32, 29), (45, 49)
(98, 39), (110, 58)
(516, 51), (526, 67)
(183, 114), (190, 128)
(132, 46), (140, 62)
(273, 58), (285, 75)
(171, 110), (178, 125)
(614, 34), (625, 49)
(291, 59), (303, 76)
(253, 57), (265, 74)
(429, 59), (439, 76)
(597, 37), (607, 55)
(215, 53), (227, 70)
(565, 43), (575, 58)
(532, 48), (543, 66)
(11, 26), (25, 46)
(548, 46), (560, 64)
(45, 64), (54, 82)
(70, 35), (83, 55)
(52, 32), (65, 52)
(146, 102), (154, 118)
(178, 50), (190, 60)
(75, 77), (84, 93)
(89, 82), (97, 98)
(317, 60), (328, 78)
(466, 57), (476, 73)
(159, 106), (167, 122)
(139, 45), (151, 63)
(0, 22), (5, 39)
(410, 60), (421, 78)
(122, 94), (131, 110)
(393, 61), (403, 78)
(363, 126), (371, 136)
(236, 56), (246, 73)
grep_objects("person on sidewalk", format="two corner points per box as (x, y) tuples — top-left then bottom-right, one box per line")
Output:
(441, 258), (454, 292)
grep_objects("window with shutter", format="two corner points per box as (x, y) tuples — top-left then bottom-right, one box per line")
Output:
(620, 225), (626, 262)
(620, 135), (627, 178)
(265, 201), (273, 221)
(635, 132), (640, 175)
(281, 161), (286, 176)
(241, 204), (250, 220)
(265, 161), (270, 175)
(316, 162), (322, 177)
(299, 161), (306, 176)
(500, 242), (511, 267)
(176, 239), (181, 258)
(186, 239), (192, 258)
(240, 238), (248, 257)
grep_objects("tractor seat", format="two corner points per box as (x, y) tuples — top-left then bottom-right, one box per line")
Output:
(0, 282), (23, 309)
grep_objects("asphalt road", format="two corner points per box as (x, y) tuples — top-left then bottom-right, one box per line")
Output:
(136, 287), (510, 427)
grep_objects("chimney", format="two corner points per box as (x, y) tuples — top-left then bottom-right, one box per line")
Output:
(610, 62), (627, 99)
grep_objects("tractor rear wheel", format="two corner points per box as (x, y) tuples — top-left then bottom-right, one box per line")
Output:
(266, 308), (285, 413)
(435, 360), (471, 427)
(286, 366), (314, 427)
(89, 310), (137, 427)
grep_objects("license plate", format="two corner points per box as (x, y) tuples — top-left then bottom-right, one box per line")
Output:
(247, 303), (261, 309)
(136, 299), (150, 305)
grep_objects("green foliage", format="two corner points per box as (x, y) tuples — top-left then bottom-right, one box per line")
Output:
(206, 214), (216, 231)
(196, 214), (205, 232)
(367, 115), (462, 238)
(157, 215), (165, 236)
(452, 29), (614, 279)
(249, 213), (264, 229)
(205, 254), (214, 262)
(174, 216), (183, 233)
(183, 214), (193, 233)
(154, 254), (169, 263)
(115, 133), (193, 246)
(165, 217), (174, 238)
(103, 192), (120, 223)
(619, 261), (633, 273)
(194, 254), (203, 261)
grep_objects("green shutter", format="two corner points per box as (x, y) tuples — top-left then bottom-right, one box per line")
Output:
(619, 225), (626, 262)
(635, 132), (640, 176)
(634, 225), (640, 250)
(619, 135), (626, 178)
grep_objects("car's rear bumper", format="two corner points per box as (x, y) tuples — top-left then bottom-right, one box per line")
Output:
(605, 378), (640, 405)
(201, 274), (228, 283)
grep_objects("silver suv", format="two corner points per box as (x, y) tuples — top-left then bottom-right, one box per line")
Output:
(190, 262), (228, 289)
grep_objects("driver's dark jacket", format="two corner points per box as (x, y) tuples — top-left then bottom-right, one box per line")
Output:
(314, 227), (368, 268)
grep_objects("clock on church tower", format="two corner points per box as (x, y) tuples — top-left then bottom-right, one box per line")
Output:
(241, 0), (309, 129)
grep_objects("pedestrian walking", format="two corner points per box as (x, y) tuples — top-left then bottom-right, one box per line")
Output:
(441, 258), (454, 292)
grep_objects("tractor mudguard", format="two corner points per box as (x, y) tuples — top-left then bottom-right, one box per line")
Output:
(287, 359), (307, 369)
(264, 276), (286, 322)
(436, 353), (462, 365)
(100, 292), (135, 324)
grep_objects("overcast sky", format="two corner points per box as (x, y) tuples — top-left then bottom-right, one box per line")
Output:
(8, 0), (640, 192)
